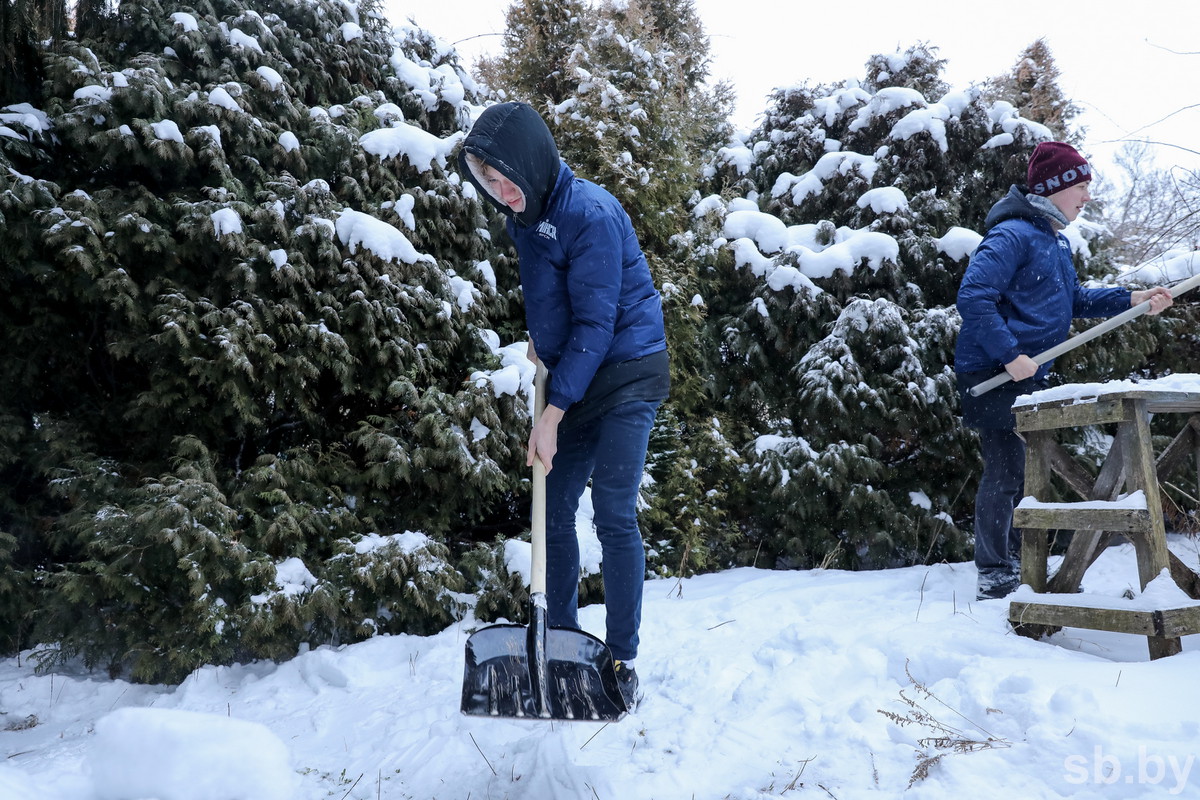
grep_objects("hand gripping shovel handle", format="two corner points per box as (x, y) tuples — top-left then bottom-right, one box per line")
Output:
(969, 272), (1200, 397)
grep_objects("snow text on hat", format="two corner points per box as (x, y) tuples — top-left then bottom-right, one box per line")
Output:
(1027, 141), (1091, 197)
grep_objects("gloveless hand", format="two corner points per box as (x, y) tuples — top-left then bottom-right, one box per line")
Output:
(527, 404), (564, 473)
(1131, 286), (1174, 315)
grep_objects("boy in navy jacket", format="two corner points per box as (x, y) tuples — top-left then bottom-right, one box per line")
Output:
(460, 102), (669, 707)
(955, 141), (1173, 600)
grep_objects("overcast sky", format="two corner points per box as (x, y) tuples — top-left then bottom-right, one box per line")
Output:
(387, 0), (1200, 177)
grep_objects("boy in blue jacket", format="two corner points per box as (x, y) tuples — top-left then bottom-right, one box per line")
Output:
(955, 141), (1173, 600)
(460, 102), (669, 708)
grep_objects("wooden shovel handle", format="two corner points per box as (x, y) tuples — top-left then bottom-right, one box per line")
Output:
(530, 363), (548, 595)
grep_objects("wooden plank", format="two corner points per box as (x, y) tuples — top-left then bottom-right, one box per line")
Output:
(1019, 531), (1050, 593)
(1148, 636), (1183, 660)
(1014, 390), (1200, 416)
(1142, 392), (1200, 414)
(1016, 398), (1127, 432)
(1093, 433), (1129, 501)
(1018, 430), (1054, 592)
(1195, 427), (1200, 509)
(1168, 552), (1200, 601)
(1046, 439), (1100, 500)
(1155, 415), (1200, 477)
(1049, 435), (1128, 594)
(1154, 419), (1199, 589)
(1122, 399), (1172, 591)
(1022, 532), (1051, 594)
(1008, 601), (1200, 639)
(1008, 600), (1160, 635)
(1195, 423), (1200, 517)
(1157, 605), (1200, 637)
(1012, 505), (1151, 532)
(1051, 531), (1104, 594)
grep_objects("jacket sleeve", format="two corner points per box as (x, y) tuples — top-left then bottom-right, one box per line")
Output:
(1072, 282), (1132, 318)
(545, 204), (622, 410)
(956, 226), (1026, 367)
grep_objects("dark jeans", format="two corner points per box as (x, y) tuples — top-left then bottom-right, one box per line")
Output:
(545, 399), (661, 662)
(974, 427), (1026, 570)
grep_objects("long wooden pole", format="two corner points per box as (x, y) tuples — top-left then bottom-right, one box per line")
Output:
(969, 272), (1200, 397)
(530, 362), (547, 595)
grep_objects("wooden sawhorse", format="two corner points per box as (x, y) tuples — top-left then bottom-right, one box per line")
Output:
(1005, 385), (1200, 659)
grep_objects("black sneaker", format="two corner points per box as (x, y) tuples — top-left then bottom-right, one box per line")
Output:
(977, 567), (1020, 601)
(613, 660), (639, 711)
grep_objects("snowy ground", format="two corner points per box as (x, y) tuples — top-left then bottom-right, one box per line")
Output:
(3, 538), (1200, 800)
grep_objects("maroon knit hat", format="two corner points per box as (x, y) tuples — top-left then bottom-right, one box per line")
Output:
(1027, 141), (1092, 197)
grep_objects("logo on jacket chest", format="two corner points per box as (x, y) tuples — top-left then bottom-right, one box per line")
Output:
(535, 221), (558, 240)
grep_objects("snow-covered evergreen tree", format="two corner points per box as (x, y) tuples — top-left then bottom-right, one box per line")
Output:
(984, 38), (1081, 142)
(0, 0), (525, 681)
(694, 44), (1074, 569)
(699, 41), (1188, 569)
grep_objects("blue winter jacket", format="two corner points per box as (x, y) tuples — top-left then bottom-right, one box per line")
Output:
(459, 102), (668, 412)
(954, 186), (1131, 380)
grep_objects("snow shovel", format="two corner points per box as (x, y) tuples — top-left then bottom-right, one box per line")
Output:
(969, 271), (1200, 397)
(460, 364), (627, 721)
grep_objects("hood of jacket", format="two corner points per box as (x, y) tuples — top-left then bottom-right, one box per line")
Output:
(986, 184), (1071, 233)
(984, 185), (1041, 230)
(458, 102), (561, 228)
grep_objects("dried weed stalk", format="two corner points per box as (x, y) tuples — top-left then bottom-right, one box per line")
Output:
(877, 660), (1012, 787)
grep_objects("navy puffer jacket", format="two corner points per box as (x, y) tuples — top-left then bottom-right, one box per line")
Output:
(459, 102), (668, 412)
(955, 185), (1130, 381)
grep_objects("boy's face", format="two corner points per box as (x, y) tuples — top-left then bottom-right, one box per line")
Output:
(479, 163), (526, 213)
(1048, 180), (1091, 222)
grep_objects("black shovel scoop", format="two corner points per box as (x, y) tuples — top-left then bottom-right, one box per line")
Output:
(460, 364), (627, 721)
